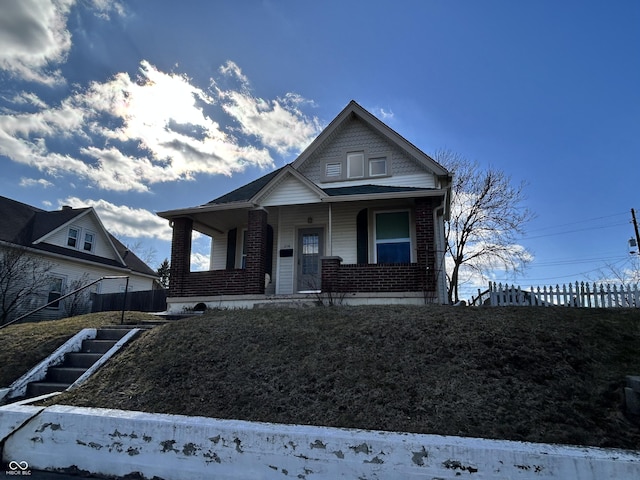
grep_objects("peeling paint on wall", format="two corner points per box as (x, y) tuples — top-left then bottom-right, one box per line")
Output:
(1, 404), (639, 480)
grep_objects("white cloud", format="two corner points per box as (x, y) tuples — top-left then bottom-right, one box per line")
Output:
(19, 177), (54, 188)
(0, 60), (323, 192)
(0, 0), (125, 84)
(0, 0), (74, 84)
(8, 92), (49, 109)
(190, 252), (211, 272)
(87, 0), (126, 19)
(60, 196), (172, 242)
(373, 107), (394, 120)
(215, 62), (322, 155)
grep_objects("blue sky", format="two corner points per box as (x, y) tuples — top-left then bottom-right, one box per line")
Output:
(1, 0), (638, 299)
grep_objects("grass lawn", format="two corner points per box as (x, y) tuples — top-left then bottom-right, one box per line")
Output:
(3, 306), (640, 450)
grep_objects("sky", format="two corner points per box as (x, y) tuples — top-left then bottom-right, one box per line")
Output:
(0, 0), (638, 300)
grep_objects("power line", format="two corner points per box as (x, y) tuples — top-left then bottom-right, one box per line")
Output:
(503, 257), (632, 283)
(525, 211), (629, 233)
(527, 254), (628, 268)
(523, 221), (629, 240)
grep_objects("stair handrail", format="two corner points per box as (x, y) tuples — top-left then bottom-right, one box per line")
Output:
(0, 276), (129, 330)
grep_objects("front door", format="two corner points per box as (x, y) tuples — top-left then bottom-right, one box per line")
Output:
(296, 227), (323, 292)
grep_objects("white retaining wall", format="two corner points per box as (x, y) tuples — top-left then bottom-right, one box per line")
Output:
(1, 404), (639, 479)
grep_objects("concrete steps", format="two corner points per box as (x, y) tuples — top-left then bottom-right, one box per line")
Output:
(25, 328), (132, 397)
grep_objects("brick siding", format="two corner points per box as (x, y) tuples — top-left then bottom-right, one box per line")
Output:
(175, 269), (248, 296)
(323, 261), (424, 292)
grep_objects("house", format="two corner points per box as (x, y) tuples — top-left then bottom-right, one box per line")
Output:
(158, 101), (452, 310)
(0, 196), (160, 323)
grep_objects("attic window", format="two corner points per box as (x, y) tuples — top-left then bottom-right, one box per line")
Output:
(369, 157), (387, 176)
(347, 152), (365, 178)
(83, 232), (95, 252)
(325, 162), (342, 178)
(67, 227), (79, 248)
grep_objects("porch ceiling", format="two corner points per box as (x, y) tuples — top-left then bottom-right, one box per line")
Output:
(190, 207), (254, 235)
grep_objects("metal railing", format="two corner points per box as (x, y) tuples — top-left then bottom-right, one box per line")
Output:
(0, 276), (129, 330)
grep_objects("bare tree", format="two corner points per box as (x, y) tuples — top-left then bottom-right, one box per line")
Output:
(0, 246), (54, 325)
(124, 240), (157, 266)
(63, 273), (93, 317)
(435, 149), (535, 303)
(594, 256), (640, 285)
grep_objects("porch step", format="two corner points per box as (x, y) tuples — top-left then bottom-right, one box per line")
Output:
(64, 352), (103, 368)
(96, 328), (131, 340)
(46, 367), (86, 384)
(27, 381), (71, 397)
(81, 339), (118, 354)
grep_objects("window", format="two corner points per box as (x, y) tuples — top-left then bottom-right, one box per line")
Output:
(67, 227), (79, 247)
(375, 211), (411, 263)
(347, 152), (365, 178)
(47, 277), (64, 309)
(322, 151), (390, 182)
(369, 158), (387, 176)
(83, 232), (95, 252)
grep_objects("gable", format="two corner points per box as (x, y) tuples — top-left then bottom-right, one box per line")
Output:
(256, 170), (324, 206)
(37, 210), (121, 261)
(297, 115), (437, 189)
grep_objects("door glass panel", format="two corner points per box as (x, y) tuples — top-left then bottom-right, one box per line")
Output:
(302, 233), (319, 274)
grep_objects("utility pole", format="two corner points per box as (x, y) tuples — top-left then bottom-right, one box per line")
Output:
(632, 208), (640, 255)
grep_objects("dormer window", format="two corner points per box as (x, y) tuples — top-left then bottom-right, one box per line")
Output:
(67, 227), (79, 247)
(321, 150), (391, 182)
(369, 157), (387, 176)
(67, 226), (96, 252)
(347, 152), (365, 178)
(83, 232), (95, 252)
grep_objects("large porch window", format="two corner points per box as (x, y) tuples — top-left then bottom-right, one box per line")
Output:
(374, 210), (411, 263)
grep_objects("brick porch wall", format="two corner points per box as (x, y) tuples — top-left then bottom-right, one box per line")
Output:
(176, 269), (248, 296)
(322, 259), (424, 293)
(168, 209), (267, 297)
(321, 197), (439, 295)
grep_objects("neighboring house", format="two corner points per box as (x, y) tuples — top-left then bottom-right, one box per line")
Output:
(158, 100), (453, 310)
(0, 196), (160, 323)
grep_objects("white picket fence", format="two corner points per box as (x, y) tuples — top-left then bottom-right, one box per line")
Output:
(481, 281), (640, 308)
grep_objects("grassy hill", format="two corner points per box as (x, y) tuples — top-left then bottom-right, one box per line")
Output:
(0, 311), (160, 387)
(4, 306), (640, 450)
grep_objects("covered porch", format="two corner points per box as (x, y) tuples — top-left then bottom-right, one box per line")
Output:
(163, 193), (447, 310)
